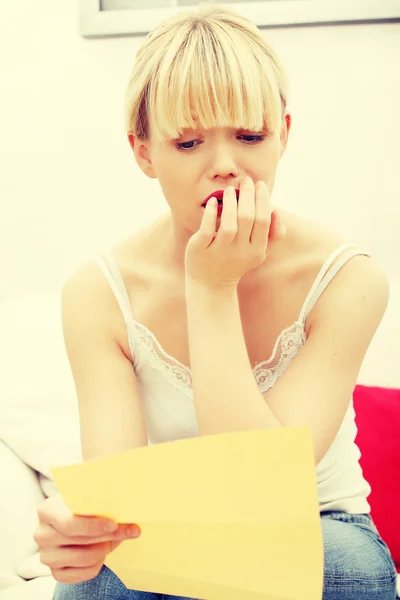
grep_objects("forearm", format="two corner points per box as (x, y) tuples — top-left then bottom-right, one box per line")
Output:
(185, 279), (282, 436)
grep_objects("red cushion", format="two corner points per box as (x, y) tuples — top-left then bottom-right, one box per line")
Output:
(353, 384), (400, 571)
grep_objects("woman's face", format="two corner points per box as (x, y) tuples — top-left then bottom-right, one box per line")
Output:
(129, 114), (291, 259)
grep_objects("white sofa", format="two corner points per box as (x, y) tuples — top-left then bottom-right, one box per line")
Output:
(0, 285), (399, 600)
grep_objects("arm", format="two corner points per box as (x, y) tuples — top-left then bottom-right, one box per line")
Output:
(185, 279), (282, 436)
(62, 263), (148, 461)
(185, 256), (389, 467)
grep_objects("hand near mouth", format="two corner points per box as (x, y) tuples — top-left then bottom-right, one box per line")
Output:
(185, 177), (286, 288)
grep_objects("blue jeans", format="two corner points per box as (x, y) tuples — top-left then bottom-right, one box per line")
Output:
(53, 511), (398, 599)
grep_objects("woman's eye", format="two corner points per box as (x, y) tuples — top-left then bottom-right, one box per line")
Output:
(176, 134), (265, 151)
(176, 140), (199, 151)
(239, 135), (265, 143)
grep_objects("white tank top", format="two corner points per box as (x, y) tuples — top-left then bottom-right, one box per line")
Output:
(97, 243), (373, 514)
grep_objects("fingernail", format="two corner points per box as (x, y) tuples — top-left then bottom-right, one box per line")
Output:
(127, 525), (141, 538)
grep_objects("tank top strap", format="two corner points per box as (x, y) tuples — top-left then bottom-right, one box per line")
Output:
(97, 251), (135, 326)
(298, 243), (372, 325)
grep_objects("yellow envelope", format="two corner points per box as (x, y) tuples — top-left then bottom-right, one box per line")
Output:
(51, 426), (323, 600)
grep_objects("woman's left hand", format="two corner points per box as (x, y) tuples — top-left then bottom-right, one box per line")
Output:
(184, 176), (286, 289)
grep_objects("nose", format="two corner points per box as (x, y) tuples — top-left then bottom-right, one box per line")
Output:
(208, 142), (239, 181)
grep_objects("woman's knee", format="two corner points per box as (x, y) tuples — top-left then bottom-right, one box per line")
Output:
(321, 514), (398, 599)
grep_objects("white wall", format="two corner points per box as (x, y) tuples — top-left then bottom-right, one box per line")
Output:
(1, 1), (399, 304)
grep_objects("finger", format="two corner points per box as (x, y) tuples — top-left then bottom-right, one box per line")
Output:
(269, 209), (286, 240)
(236, 177), (255, 244)
(52, 560), (105, 585)
(268, 210), (279, 240)
(251, 181), (271, 247)
(199, 197), (219, 243)
(35, 522), (140, 548)
(38, 496), (118, 538)
(41, 541), (118, 570)
(217, 186), (239, 243)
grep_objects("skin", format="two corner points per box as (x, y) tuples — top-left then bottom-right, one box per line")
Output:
(34, 495), (141, 584)
(128, 113), (292, 278)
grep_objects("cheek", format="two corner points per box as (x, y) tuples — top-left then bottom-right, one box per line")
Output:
(268, 174), (277, 193)
(160, 160), (196, 193)
(252, 150), (279, 180)
(154, 149), (191, 178)
(156, 166), (187, 202)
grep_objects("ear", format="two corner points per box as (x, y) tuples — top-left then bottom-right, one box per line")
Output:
(279, 112), (291, 158)
(127, 133), (157, 179)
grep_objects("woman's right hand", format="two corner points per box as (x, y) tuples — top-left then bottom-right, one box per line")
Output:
(34, 494), (141, 584)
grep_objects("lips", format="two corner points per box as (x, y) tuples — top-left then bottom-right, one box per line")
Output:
(202, 189), (240, 207)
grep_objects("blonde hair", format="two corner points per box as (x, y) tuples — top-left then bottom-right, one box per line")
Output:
(125, 2), (289, 142)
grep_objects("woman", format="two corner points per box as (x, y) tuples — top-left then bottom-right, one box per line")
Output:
(35, 3), (398, 599)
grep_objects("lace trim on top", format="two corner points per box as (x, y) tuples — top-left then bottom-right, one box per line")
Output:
(98, 243), (370, 400)
(127, 318), (306, 399)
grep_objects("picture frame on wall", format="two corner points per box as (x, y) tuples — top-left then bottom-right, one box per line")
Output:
(79, 0), (400, 38)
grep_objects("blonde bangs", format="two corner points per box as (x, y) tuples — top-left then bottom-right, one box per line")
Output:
(125, 4), (288, 142)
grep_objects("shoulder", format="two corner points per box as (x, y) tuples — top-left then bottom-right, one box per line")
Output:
(61, 253), (131, 350)
(62, 259), (117, 314)
(280, 210), (389, 329)
(273, 210), (388, 331)
(61, 221), (158, 361)
(271, 209), (349, 302)
(277, 209), (350, 277)
(62, 215), (153, 308)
